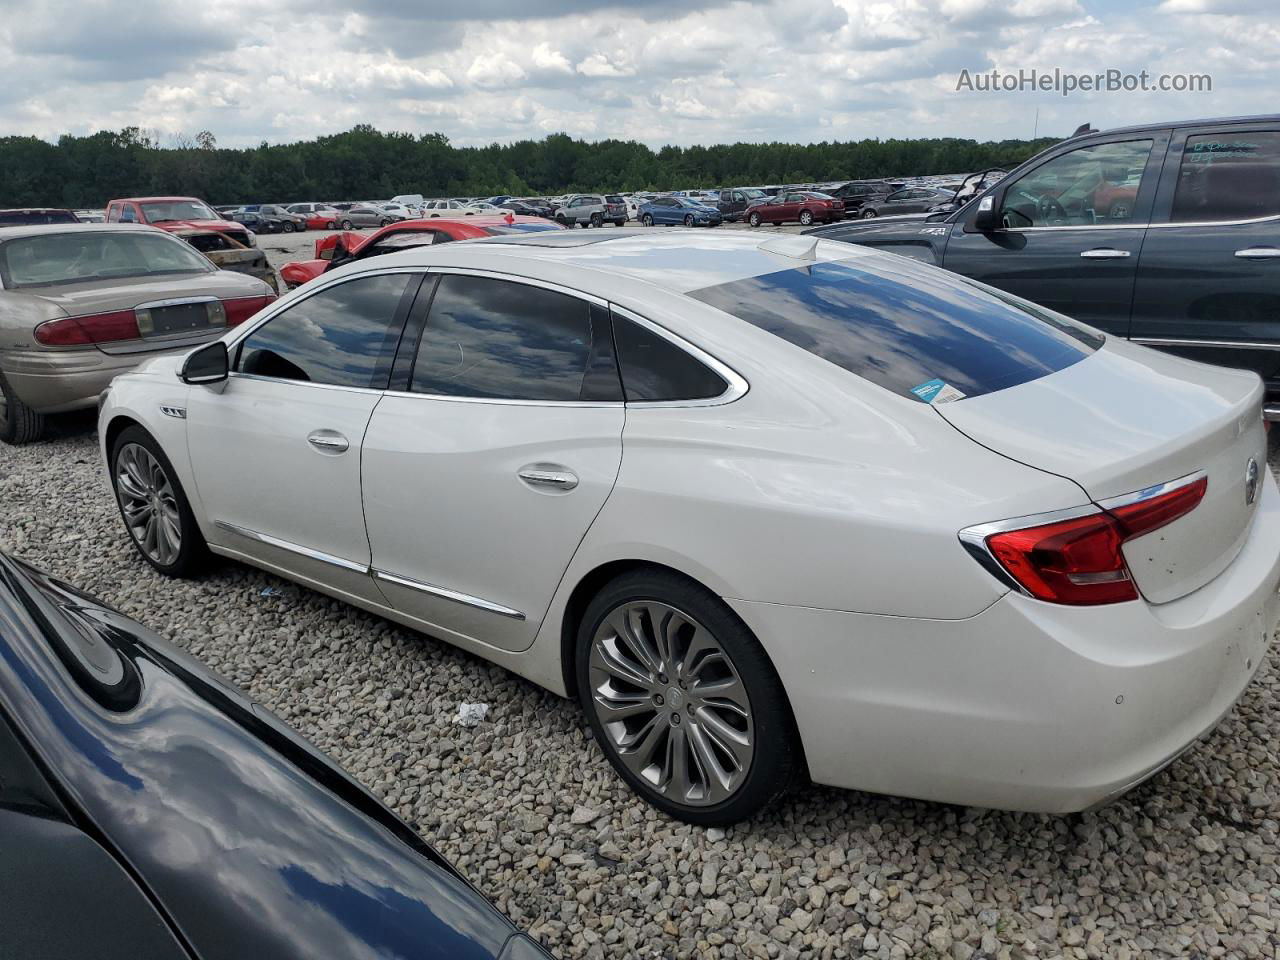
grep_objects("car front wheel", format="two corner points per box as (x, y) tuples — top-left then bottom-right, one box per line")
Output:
(684, 214), (695, 227)
(110, 426), (208, 577)
(282, 222), (294, 232)
(798, 210), (814, 226)
(577, 569), (798, 825)
(748, 212), (761, 227)
(641, 214), (654, 227)
(861, 209), (878, 218)
(0, 370), (45, 445)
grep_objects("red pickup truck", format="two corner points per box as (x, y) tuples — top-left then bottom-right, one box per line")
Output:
(105, 197), (255, 247)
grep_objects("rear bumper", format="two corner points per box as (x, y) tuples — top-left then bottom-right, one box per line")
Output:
(1, 346), (189, 414)
(730, 471), (1280, 813)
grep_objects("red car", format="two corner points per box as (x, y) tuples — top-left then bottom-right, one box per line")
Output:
(279, 215), (563, 289)
(304, 209), (342, 230)
(745, 191), (845, 227)
(105, 196), (255, 247)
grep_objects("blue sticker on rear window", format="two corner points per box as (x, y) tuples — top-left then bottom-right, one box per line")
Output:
(912, 378), (946, 402)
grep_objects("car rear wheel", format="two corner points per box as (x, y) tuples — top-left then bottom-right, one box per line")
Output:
(798, 210), (814, 226)
(0, 370), (46, 445)
(576, 569), (798, 825)
(341, 219), (353, 230)
(110, 426), (208, 577)
(326, 220), (336, 229)
(590, 213), (603, 228)
(748, 212), (761, 227)
(641, 214), (654, 227)
(861, 209), (878, 219)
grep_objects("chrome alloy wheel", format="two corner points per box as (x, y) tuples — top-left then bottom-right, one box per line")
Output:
(115, 443), (182, 566)
(588, 601), (754, 806)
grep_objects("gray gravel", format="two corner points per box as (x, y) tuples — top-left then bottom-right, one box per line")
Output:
(3, 425), (1280, 960)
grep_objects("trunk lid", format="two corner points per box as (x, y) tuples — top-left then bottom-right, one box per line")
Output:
(938, 339), (1266, 604)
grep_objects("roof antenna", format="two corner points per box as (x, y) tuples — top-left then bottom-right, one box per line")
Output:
(758, 235), (820, 261)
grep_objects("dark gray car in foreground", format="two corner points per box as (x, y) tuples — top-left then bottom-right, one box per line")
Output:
(807, 114), (1280, 413)
(0, 551), (551, 960)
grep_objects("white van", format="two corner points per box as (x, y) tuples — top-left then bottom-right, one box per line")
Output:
(390, 194), (425, 216)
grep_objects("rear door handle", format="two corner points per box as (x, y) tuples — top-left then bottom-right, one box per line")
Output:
(1079, 248), (1131, 259)
(1235, 247), (1280, 260)
(518, 466), (579, 491)
(307, 430), (349, 454)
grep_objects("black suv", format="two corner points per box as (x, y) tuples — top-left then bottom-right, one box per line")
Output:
(807, 115), (1280, 413)
(825, 180), (894, 215)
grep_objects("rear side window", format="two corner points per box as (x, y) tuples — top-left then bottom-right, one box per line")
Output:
(686, 259), (1100, 404)
(613, 314), (727, 402)
(411, 275), (621, 402)
(238, 273), (412, 388)
(1171, 131), (1280, 222)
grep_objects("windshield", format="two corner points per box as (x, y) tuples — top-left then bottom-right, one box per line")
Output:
(742, 189), (766, 199)
(0, 210), (80, 226)
(482, 223), (563, 234)
(140, 200), (218, 223)
(687, 258), (1101, 404)
(0, 231), (213, 288)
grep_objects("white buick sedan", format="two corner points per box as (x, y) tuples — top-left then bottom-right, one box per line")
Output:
(98, 230), (1280, 824)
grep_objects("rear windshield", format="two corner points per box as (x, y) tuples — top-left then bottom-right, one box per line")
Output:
(687, 258), (1101, 404)
(605, 195), (624, 204)
(0, 210), (79, 226)
(482, 223), (564, 234)
(0, 232), (212, 288)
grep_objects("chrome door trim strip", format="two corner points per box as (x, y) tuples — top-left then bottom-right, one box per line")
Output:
(213, 520), (370, 574)
(228, 372), (387, 395)
(421, 266), (610, 308)
(1133, 337), (1280, 352)
(985, 212), (1280, 234)
(371, 569), (526, 620)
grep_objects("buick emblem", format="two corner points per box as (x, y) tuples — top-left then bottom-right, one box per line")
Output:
(1245, 457), (1259, 506)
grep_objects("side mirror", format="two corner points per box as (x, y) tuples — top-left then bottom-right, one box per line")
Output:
(180, 341), (228, 385)
(971, 189), (1004, 232)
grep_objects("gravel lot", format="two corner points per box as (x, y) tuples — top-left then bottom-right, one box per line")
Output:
(3, 372), (1280, 959)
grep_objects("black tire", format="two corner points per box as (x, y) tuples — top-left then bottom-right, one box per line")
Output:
(109, 425), (209, 577)
(0, 370), (46, 445)
(281, 222), (294, 233)
(798, 209), (814, 226)
(590, 212), (603, 228)
(748, 212), (761, 227)
(575, 568), (799, 825)
(380, 218), (391, 227)
(684, 214), (695, 227)
(614, 219), (626, 227)
(325, 221), (336, 229)
(341, 219), (353, 230)
(641, 214), (654, 227)
(861, 209), (877, 219)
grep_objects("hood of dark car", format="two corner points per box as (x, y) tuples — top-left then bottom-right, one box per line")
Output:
(0, 555), (526, 960)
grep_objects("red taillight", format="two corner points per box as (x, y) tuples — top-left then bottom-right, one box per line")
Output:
(223, 295), (276, 327)
(977, 475), (1207, 606)
(34, 311), (141, 346)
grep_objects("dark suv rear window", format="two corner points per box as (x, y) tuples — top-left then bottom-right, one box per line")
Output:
(687, 258), (1101, 404)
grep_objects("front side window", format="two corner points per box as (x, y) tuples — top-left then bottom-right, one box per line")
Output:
(1171, 131), (1280, 223)
(410, 275), (620, 402)
(237, 273), (411, 388)
(1002, 139), (1153, 227)
(687, 258), (1101, 404)
(0, 231), (211, 288)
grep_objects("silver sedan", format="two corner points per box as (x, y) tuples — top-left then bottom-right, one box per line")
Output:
(0, 223), (276, 444)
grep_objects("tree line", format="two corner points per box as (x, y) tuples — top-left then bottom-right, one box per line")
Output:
(0, 125), (1060, 208)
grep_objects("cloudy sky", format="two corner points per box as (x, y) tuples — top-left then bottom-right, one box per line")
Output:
(0, 0), (1274, 148)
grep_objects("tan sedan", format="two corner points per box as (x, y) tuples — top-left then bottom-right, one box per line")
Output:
(0, 223), (276, 444)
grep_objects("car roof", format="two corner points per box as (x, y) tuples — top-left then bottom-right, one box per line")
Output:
(413, 229), (875, 294)
(1087, 113), (1280, 139)
(0, 222), (162, 240)
(111, 196), (204, 203)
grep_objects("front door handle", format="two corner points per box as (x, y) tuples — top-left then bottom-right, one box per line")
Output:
(307, 431), (349, 454)
(1235, 247), (1280, 260)
(1079, 248), (1131, 259)
(518, 466), (579, 491)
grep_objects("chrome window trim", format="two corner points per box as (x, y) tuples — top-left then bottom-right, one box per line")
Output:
(988, 212), (1280, 234)
(228, 372), (386, 396)
(609, 303), (750, 408)
(1095, 470), (1207, 512)
(421, 266), (609, 307)
(1133, 337), (1280, 352)
(372, 569), (526, 620)
(214, 520), (370, 574)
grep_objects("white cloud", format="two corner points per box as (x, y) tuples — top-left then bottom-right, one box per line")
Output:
(576, 53), (634, 78)
(466, 52), (528, 88)
(531, 42), (574, 74)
